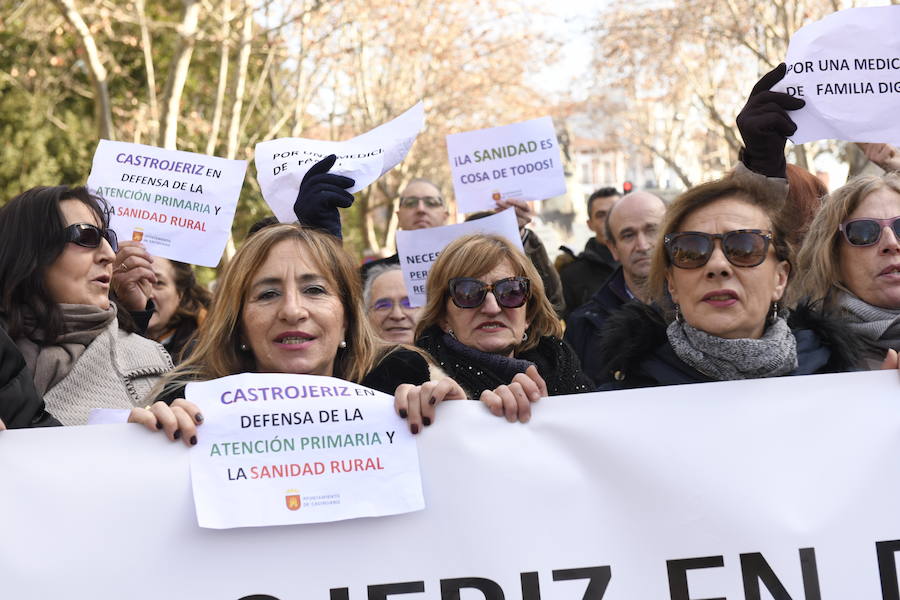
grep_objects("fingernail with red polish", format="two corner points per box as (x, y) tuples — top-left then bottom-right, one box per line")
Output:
(156, 422), (163, 430)
(410, 424), (419, 434)
(429, 396), (436, 405)
(190, 435), (197, 446)
(173, 429), (182, 440)
(195, 413), (204, 424)
(399, 409), (408, 419)
(423, 417), (431, 426)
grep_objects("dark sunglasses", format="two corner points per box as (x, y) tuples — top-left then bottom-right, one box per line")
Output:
(448, 276), (530, 309)
(838, 216), (900, 247)
(664, 229), (773, 269)
(64, 223), (119, 252)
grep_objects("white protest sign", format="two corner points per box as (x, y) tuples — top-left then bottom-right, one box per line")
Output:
(773, 5), (900, 144)
(186, 372), (424, 529)
(446, 116), (566, 213)
(86, 140), (246, 267)
(395, 208), (522, 307)
(4, 370), (900, 598)
(256, 103), (425, 223)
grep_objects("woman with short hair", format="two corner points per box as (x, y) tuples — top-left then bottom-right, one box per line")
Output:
(795, 173), (900, 368)
(415, 234), (593, 421)
(595, 177), (863, 389)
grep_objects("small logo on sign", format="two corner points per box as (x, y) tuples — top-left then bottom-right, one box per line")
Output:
(285, 490), (301, 511)
(491, 191), (501, 201)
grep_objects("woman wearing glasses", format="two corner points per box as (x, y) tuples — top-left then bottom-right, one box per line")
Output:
(415, 234), (593, 422)
(796, 173), (900, 369)
(595, 177), (863, 389)
(0, 186), (199, 441)
(364, 264), (422, 344)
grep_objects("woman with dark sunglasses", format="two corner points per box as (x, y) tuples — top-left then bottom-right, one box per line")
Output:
(595, 177), (864, 389)
(0, 186), (200, 441)
(796, 173), (900, 368)
(414, 234), (593, 422)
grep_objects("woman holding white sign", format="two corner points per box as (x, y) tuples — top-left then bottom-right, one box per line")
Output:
(595, 177), (863, 389)
(151, 224), (462, 434)
(414, 234), (593, 423)
(0, 186), (200, 442)
(796, 172), (900, 368)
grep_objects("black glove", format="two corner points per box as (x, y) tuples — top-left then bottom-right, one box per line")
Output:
(736, 63), (806, 179)
(293, 154), (355, 239)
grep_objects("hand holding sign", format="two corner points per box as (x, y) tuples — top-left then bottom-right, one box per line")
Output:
(293, 154), (355, 239)
(110, 241), (157, 311)
(736, 63), (806, 179)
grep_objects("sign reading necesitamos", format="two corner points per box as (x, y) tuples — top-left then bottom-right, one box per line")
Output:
(186, 373), (424, 529)
(446, 116), (567, 213)
(4, 371), (900, 598)
(774, 5), (900, 144)
(86, 140), (247, 267)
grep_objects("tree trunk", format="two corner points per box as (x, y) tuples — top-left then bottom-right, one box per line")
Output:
(51, 0), (114, 140)
(225, 2), (253, 161)
(135, 0), (159, 146)
(159, 0), (201, 150)
(205, 0), (233, 156)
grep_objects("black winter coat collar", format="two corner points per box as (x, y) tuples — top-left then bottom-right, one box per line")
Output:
(594, 302), (865, 389)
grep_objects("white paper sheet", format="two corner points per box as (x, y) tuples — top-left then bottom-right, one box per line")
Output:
(395, 208), (523, 307)
(773, 5), (900, 144)
(446, 116), (567, 213)
(86, 140), (247, 267)
(255, 103), (425, 222)
(186, 372), (424, 529)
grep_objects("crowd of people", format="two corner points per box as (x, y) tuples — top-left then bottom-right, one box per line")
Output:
(1, 63), (900, 442)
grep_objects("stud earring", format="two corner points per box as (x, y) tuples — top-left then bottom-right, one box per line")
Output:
(448, 329), (456, 339)
(240, 343), (248, 351)
(339, 340), (347, 349)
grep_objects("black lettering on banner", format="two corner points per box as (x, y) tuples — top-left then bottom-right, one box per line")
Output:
(552, 566), (611, 599)
(238, 596), (280, 600)
(739, 548), (821, 600)
(666, 555), (725, 600)
(440, 577), (504, 600)
(877, 539), (900, 600)
(520, 572), (541, 600)
(368, 581), (425, 600)
(331, 589), (350, 600)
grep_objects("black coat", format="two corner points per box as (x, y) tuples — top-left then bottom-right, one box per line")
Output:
(594, 302), (865, 390)
(0, 325), (59, 428)
(559, 238), (618, 318)
(416, 325), (593, 398)
(563, 267), (633, 386)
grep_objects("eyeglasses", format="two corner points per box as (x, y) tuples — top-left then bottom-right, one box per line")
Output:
(399, 196), (443, 209)
(64, 223), (119, 252)
(370, 297), (414, 312)
(838, 216), (900, 247)
(664, 230), (773, 269)
(448, 276), (530, 309)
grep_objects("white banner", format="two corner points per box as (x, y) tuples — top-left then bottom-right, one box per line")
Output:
(87, 140), (247, 267)
(187, 373), (424, 529)
(446, 116), (566, 213)
(395, 208), (523, 307)
(255, 103), (425, 223)
(773, 5), (900, 144)
(3, 370), (900, 599)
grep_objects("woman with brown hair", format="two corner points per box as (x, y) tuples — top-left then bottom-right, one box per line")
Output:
(414, 233), (593, 422)
(152, 223), (458, 433)
(594, 176), (863, 389)
(145, 258), (211, 362)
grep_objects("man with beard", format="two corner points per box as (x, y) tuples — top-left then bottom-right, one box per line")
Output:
(564, 191), (667, 385)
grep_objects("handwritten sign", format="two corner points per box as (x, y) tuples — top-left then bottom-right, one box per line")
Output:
(186, 372), (424, 529)
(86, 140), (246, 267)
(396, 208), (523, 307)
(256, 103), (425, 223)
(773, 5), (900, 144)
(446, 116), (566, 213)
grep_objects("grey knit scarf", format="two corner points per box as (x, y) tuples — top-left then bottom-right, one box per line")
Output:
(16, 304), (116, 396)
(666, 317), (798, 381)
(834, 289), (900, 353)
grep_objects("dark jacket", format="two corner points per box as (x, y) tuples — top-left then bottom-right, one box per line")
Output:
(0, 326), (59, 428)
(559, 238), (618, 318)
(416, 324), (593, 398)
(563, 267), (635, 386)
(594, 302), (865, 390)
